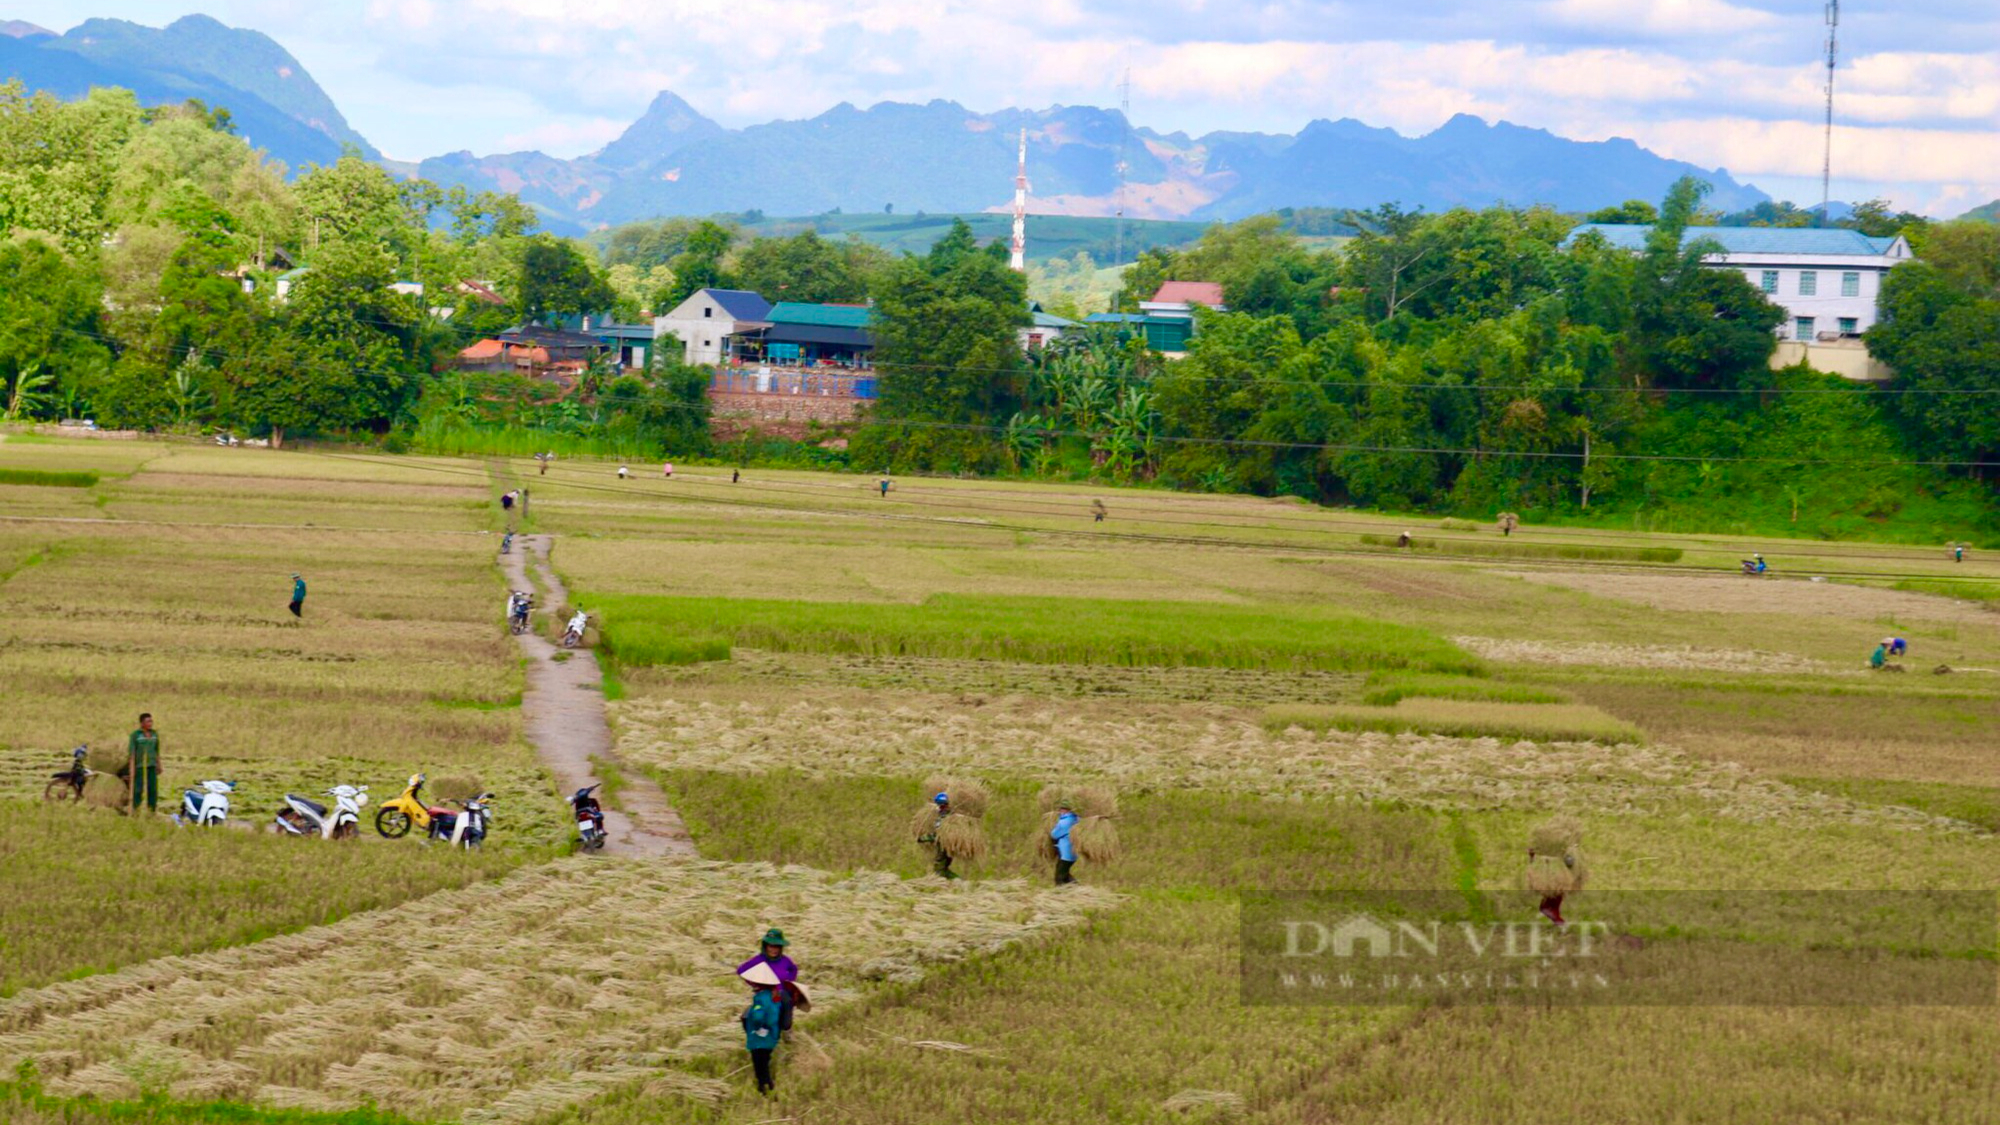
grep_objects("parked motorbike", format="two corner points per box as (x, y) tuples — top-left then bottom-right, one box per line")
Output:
(427, 792), (493, 849)
(1740, 554), (1768, 576)
(376, 773), (446, 838)
(570, 784), (607, 851)
(43, 745), (94, 802)
(561, 611), (588, 648)
(175, 779), (237, 826)
(274, 785), (368, 839)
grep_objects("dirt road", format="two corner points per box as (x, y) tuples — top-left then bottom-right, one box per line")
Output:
(501, 534), (696, 858)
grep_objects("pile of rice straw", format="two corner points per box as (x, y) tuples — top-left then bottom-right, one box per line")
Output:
(909, 776), (989, 862)
(1524, 814), (1587, 895)
(1036, 785), (1121, 864)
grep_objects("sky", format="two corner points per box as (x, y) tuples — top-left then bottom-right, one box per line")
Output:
(10, 0), (1999, 215)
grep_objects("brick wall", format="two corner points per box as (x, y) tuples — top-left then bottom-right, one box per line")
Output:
(709, 391), (865, 424)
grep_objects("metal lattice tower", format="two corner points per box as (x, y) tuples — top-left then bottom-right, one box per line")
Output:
(1111, 67), (1131, 269)
(1821, 0), (1839, 214)
(1010, 127), (1029, 272)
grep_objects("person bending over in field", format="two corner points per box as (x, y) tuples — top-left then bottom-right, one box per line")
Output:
(916, 792), (959, 878)
(1050, 800), (1079, 885)
(1525, 817), (1585, 926)
(738, 961), (785, 1095)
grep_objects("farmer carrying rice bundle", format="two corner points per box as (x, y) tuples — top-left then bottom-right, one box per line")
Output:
(1525, 816), (1586, 926)
(1036, 786), (1120, 885)
(910, 777), (988, 879)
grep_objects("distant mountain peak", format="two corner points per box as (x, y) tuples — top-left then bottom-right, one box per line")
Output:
(592, 89), (724, 171)
(0, 18), (54, 38)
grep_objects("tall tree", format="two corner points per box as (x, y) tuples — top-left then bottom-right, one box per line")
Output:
(518, 235), (616, 322)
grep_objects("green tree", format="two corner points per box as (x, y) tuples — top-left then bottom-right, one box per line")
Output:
(655, 220), (737, 310)
(518, 235), (617, 322)
(733, 230), (885, 304)
(1584, 200), (1658, 225)
(1867, 262), (2000, 472)
(0, 237), (112, 418)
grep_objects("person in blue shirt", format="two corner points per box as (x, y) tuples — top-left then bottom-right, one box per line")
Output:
(1050, 801), (1079, 885)
(288, 574), (306, 618)
(740, 963), (785, 1094)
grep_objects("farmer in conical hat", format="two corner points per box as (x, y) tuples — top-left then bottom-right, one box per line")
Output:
(1050, 799), (1079, 885)
(916, 792), (958, 879)
(737, 928), (804, 1030)
(738, 959), (784, 1095)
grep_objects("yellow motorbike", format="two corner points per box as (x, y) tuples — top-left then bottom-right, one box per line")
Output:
(375, 773), (444, 838)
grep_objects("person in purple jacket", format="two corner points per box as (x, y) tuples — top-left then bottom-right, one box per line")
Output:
(737, 928), (804, 1029)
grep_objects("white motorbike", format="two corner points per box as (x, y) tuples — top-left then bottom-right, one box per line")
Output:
(428, 792), (493, 849)
(175, 779), (237, 826)
(274, 784), (368, 839)
(561, 611), (588, 648)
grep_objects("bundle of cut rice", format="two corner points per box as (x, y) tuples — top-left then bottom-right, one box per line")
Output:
(1035, 785), (1121, 864)
(924, 776), (990, 819)
(1524, 815), (1585, 894)
(909, 777), (988, 861)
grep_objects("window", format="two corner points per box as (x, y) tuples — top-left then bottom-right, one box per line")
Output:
(1842, 272), (1860, 297)
(1798, 271), (1817, 296)
(1795, 316), (1816, 340)
(1759, 270), (1779, 294)
(703, 306), (713, 318)
(1839, 317), (1859, 336)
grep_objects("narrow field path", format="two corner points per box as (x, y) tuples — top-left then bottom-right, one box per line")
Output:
(501, 534), (696, 857)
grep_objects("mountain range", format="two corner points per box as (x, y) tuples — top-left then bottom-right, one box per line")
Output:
(35, 11), (1974, 236)
(422, 92), (1777, 235)
(1, 14), (373, 170)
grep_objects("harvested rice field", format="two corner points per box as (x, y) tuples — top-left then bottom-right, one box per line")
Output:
(3, 439), (1997, 1124)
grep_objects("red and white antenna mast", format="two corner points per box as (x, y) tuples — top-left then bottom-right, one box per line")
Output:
(1009, 127), (1029, 272)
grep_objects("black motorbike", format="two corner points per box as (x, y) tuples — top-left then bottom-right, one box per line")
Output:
(571, 784), (607, 851)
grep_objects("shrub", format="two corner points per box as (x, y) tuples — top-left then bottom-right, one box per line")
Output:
(0, 468), (96, 487)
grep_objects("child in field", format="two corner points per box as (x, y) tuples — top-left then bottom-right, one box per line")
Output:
(739, 961), (785, 1094)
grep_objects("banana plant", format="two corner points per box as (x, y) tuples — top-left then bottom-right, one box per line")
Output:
(3, 362), (54, 421)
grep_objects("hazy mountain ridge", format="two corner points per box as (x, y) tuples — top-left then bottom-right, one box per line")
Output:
(1, 13), (370, 171)
(5, 13), (1776, 230)
(452, 93), (1771, 231)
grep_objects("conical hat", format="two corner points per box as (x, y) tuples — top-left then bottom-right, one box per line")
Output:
(739, 961), (782, 987)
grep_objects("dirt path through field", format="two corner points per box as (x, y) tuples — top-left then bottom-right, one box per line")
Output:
(502, 534), (695, 857)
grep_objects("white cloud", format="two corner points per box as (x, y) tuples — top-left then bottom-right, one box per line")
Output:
(1540, 0), (1778, 38)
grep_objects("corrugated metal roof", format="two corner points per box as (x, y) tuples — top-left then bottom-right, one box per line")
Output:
(767, 301), (873, 328)
(1151, 280), (1226, 306)
(1568, 224), (1900, 256)
(701, 288), (773, 322)
(1030, 311), (1076, 328)
(762, 323), (873, 348)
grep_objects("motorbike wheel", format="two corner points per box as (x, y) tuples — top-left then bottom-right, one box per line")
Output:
(376, 807), (414, 838)
(588, 834), (606, 851)
(332, 820), (358, 840)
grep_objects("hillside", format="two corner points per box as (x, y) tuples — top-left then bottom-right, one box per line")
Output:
(0, 13), (371, 170)
(1962, 200), (2000, 222)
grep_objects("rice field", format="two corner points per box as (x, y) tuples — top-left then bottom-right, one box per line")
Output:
(5, 438), (1998, 1124)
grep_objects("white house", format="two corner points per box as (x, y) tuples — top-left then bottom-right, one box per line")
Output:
(1569, 224), (1915, 379)
(653, 288), (773, 366)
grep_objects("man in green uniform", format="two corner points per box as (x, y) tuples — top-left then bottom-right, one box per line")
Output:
(128, 712), (160, 813)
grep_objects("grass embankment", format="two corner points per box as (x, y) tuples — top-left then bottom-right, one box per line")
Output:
(593, 593), (1480, 674)
(0, 467), (97, 487)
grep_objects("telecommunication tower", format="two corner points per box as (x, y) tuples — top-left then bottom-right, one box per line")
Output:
(1010, 127), (1029, 272)
(1820, 0), (1839, 213)
(1111, 67), (1131, 269)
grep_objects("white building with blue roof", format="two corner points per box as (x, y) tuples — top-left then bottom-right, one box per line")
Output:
(1569, 224), (1914, 379)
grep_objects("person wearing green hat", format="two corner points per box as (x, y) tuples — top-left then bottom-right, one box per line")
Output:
(738, 929), (804, 1031)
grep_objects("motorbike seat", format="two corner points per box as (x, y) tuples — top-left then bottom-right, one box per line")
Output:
(290, 795), (327, 817)
(425, 807), (452, 818)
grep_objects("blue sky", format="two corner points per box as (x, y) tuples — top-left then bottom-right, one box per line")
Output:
(10, 0), (1998, 214)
